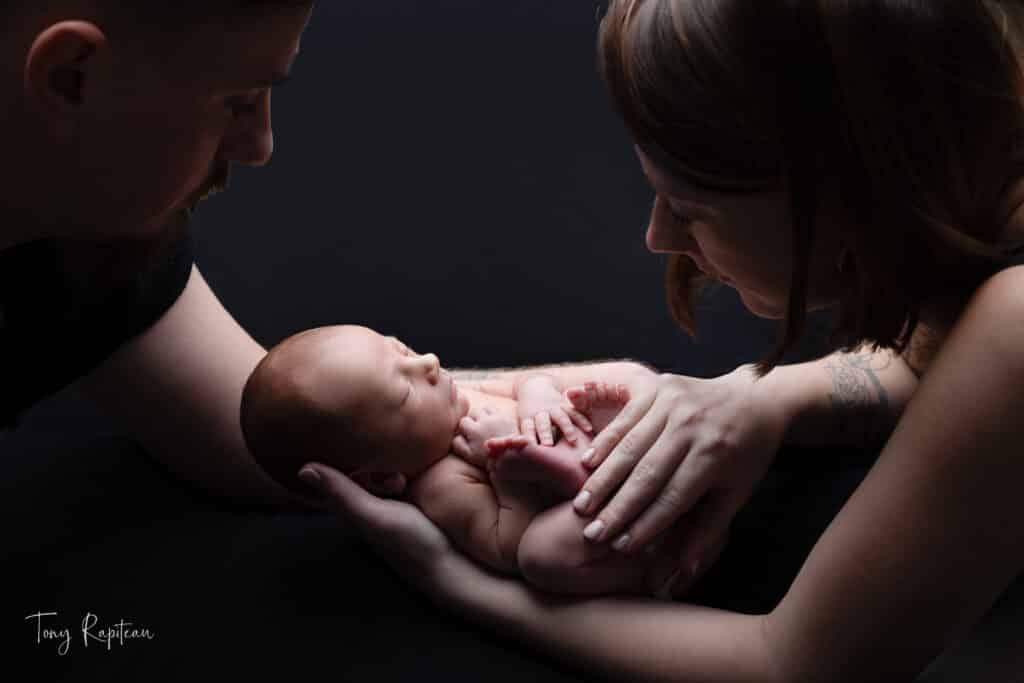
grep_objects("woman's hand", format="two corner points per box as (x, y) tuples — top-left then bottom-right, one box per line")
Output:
(572, 366), (789, 576)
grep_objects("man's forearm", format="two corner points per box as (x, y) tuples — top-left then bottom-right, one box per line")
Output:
(452, 360), (656, 394)
(756, 345), (918, 450)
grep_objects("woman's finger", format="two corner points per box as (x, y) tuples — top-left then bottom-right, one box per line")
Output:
(607, 445), (713, 553)
(675, 487), (744, 588)
(579, 381), (657, 470)
(582, 429), (697, 545)
(574, 409), (664, 521)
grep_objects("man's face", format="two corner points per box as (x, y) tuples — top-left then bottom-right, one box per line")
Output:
(71, 4), (313, 238)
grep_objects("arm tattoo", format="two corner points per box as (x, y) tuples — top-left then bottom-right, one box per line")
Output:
(825, 353), (892, 448)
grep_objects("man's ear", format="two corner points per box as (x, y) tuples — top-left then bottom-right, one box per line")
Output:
(350, 470), (408, 497)
(24, 21), (109, 126)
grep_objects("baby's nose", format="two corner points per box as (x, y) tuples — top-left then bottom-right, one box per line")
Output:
(420, 353), (441, 382)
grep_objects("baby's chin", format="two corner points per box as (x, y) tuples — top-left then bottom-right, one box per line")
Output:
(456, 388), (471, 419)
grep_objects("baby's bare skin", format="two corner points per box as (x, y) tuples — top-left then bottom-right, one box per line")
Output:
(410, 382), (658, 596)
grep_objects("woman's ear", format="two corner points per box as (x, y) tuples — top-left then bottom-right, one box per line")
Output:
(24, 21), (109, 130)
(350, 470), (408, 497)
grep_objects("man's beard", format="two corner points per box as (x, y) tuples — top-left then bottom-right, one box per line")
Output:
(190, 164), (232, 211)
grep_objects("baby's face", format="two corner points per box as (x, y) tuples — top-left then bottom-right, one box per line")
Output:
(350, 328), (471, 475)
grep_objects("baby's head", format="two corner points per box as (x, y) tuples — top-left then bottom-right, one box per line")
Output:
(241, 325), (471, 496)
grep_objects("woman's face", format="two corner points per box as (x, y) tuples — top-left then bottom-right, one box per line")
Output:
(636, 145), (842, 318)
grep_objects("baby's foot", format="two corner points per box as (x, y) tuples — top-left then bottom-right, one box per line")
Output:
(564, 382), (629, 434)
(452, 406), (519, 469)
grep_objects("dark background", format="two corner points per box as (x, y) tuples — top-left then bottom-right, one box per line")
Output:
(3, 2), (1021, 681)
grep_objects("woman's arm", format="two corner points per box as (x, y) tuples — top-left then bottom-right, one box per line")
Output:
(765, 269), (1024, 681)
(758, 344), (919, 451)
(309, 269), (1024, 683)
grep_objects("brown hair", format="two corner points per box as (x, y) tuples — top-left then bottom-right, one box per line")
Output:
(240, 330), (378, 493)
(600, 0), (1024, 372)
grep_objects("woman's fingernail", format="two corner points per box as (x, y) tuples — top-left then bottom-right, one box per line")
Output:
(297, 468), (322, 492)
(580, 448), (595, 465)
(573, 490), (591, 513)
(583, 519), (605, 541)
(612, 533), (631, 552)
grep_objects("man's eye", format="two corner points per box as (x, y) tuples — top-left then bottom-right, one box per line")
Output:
(225, 92), (263, 116)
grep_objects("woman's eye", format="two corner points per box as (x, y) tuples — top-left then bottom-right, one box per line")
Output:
(668, 207), (693, 228)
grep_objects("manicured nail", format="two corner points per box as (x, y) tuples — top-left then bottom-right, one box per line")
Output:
(583, 519), (605, 541)
(581, 448), (595, 465)
(298, 468), (322, 492)
(612, 533), (631, 552)
(573, 490), (591, 513)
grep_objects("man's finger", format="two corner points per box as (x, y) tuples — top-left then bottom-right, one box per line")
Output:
(299, 463), (381, 524)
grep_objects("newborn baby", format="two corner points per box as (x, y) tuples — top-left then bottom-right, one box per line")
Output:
(241, 325), (659, 595)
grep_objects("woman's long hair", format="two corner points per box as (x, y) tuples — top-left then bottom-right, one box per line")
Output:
(600, 0), (1024, 372)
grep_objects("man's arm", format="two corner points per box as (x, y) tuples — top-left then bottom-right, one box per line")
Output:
(453, 360), (657, 397)
(78, 265), (301, 508)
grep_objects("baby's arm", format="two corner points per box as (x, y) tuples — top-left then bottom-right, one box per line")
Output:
(410, 406), (545, 575)
(407, 455), (518, 573)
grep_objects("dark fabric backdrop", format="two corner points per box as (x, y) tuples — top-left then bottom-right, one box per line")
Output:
(4, 2), (1020, 681)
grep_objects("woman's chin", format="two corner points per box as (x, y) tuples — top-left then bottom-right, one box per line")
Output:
(736, 287), (785, 319)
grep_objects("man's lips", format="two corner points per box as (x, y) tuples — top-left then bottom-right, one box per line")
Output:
(188, 166), (231, 207)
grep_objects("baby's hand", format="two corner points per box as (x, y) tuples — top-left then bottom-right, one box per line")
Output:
(452, 406), (519, 469)
(517, 375), (593, 447)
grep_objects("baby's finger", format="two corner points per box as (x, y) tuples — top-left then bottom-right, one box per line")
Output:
(565, 386), (591, 413)
(451, 435), (472, 460)
(485, 435), (530, 454)
(534, 411), (555, 446)
(520, 418), (538, 445)
(563, 405), (593, 433)
(549, 408), (579, 445)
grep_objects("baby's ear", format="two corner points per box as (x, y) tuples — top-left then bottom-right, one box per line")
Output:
(350, 470), (407, 497)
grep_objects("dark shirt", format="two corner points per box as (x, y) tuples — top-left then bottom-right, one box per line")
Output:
(0, 211), (195, 428)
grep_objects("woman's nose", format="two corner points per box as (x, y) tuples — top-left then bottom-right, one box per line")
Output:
(646, 196), (697, 255)
(219, 91), (275, 168)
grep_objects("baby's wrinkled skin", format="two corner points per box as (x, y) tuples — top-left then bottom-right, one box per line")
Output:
(242, 325), (659, 595)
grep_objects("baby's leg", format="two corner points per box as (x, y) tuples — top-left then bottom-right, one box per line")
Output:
(486, 382), (629, 498)
(517, 502), (650, 597)
(564, 381), (629, 434)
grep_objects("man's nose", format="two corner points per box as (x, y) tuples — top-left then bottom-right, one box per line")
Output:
(220, 91), (275, 167)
